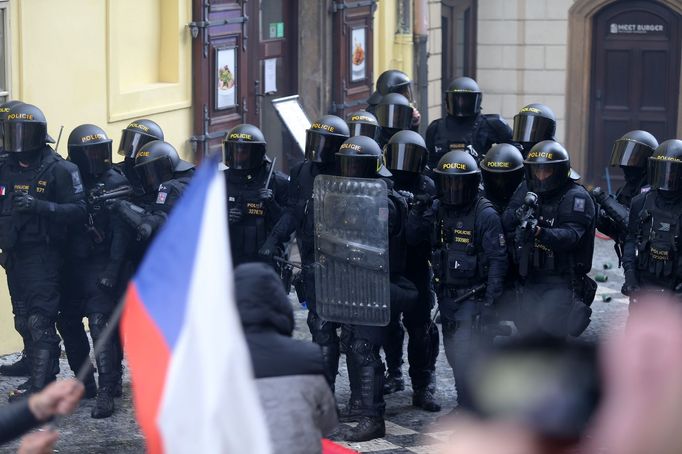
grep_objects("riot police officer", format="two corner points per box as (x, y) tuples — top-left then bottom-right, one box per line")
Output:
(480, 143), (525, 214)
(374, 93), (415, 148)
(59, 124), (130, 417)
(381, 130), (440, 412)
(115, 119), (164, 196)
(112, 140), (194, 266)
(622, 139), (682, 299)
(594, 130), (658, 267)
(502, 141), (596, 338)
(425, 77), (512, 168)
(512, 103), (557, 157)
(408, 150), (507, 410)
(346, 110), (380, 141)
(367, 69), (421, 129)
(334, 135), (417, 441)
(222, 124), (288, 267)
(260, 115), (349, 393)
(0, 103), (86, 399)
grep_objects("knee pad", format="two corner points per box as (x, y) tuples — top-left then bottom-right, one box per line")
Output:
(307, 312), (337, 346)
(14, 314), (29, 338)
(28, 313), (58, 345)
(349, 338), (381, 367)
(88, 313), (109, 341)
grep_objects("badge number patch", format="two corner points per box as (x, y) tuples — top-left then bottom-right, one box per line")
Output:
(573, 197), (585, 213)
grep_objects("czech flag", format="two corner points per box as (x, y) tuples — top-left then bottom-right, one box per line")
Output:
(121, 156), (272, 454)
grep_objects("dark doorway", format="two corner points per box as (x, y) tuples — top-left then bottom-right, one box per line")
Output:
(441, 0), (477, 117)
(190, 0), (298, 173)
(588, 0), (681, 188)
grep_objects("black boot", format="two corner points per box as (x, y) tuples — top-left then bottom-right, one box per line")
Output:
(413, 388), (441, 412)
(339, 355), (362, 422)
(320, 344), (340, 394)
(10, 347), (58, 402)
(0, 353), (30, 377)
(383, 368), (404, 394)
(341, 416), (385, 442)
(92, 387), (115, 419)
(341, 359), (386, 442)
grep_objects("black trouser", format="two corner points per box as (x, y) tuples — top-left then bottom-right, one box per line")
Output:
(516, 275), (577, 338)
(6, 245), (62, 389)
(383, 264), (438, 391)
(59, 256), (122, 388)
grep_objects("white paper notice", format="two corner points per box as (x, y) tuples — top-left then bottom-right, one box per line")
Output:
(264, 58), (277, 94)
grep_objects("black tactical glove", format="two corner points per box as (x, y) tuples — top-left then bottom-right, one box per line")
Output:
(97, 262), (121, 291)
(137, 223), (153, 241)
(12, 193), (50, 214)
(228, 207), (243, 225)
(112, 200), (147, 229)
(258, 188), (273, 201)
(621, 269), (639, 296)
(258, 237), (277, 259)
(397, 190), (415, 202)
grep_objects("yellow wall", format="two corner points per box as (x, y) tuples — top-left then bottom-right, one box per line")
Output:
(373, 0), (415, 80)
(0, 0), (193, 354)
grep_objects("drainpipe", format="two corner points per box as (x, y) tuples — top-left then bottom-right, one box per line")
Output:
(414, 0), (429, 134)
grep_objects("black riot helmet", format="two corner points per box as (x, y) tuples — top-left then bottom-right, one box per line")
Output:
(118, 119), (164, 159)
(524, 140), (572, 194)
(3, 103), (54, 152)
(223, 124), (267, 170)
(67, 124), (113, 177)
(610, 130), (658, 169)
(346, 110), (380, 141)
(434, 151), (481, 205)
(337, 135), (391, 179)
(513, 104), (557, 152)
(305, 115), (350, 164)
(376, 69), (414, 102)
(384, 130), (428, 176)
(134, 140), (194, 192)
(445, 77), (482, 118)
(648, 139), (682, 192)
(0, 100), (24, 150)
(481, 143), (525, 204)
(375, 93), (414, 131)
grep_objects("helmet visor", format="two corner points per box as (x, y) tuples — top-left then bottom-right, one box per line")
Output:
(375, 104), (413, 130)
(525, 162), (568, 193)
(513, 115), (555, 143)
(69, 142), (113, 176)
(135, 156), (174, 192)
(305, 132), (346, 164)
(445, 92), (482, 117)
(118, 130), (156, 158)
(438, 172), (480, 205)
(3, 122), (47, 152)
(338, 155), (381, 179)
(396, 84), (414, 103)
(610, 140), (652, 168)
(223, 142), (266, 170)
(649, 159), (682, 191)
(481, 167), (524, 204)
(384, 143), (426, 173)
(349, 123), (380, 141)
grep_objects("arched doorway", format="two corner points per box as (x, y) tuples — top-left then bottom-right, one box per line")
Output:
(589, 0), (681, 187)
(565, 0), (682, 186)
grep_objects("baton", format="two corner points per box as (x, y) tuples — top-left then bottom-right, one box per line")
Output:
(273, 255), (303, 270)
(427, 283), (487, 332)
(264, 157), (277, 190)
(54, 125), (64, 152)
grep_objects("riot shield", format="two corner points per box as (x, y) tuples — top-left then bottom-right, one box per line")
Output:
(314, 175), (390, 326)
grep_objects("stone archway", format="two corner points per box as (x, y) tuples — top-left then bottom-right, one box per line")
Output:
(565, 0), (682, 175)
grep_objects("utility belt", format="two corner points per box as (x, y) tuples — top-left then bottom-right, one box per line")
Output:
(431, 247), (486, 289)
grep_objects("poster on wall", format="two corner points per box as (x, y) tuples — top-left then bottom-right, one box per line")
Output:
(216, 47), (237, 110)
(350, 27), (366, 82)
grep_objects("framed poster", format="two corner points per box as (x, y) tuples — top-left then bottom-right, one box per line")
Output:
(215, 47), (237, 110)
(350, 27), (366, 82)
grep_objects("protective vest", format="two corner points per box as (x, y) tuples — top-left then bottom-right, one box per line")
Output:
(227, 165), (272, 265)
(0, 151), (63, 248)
(431, 114), (484, 167)
(433, 197), (491, 288)
(635, 192), (682, 284)
(530, 188), (594, 275)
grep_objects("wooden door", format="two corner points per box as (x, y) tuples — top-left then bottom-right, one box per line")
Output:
(589, 0), (681, 188)
(441, 0), (477, 117)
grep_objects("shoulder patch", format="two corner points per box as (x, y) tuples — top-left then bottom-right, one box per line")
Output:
(156, 191), (168, 204)
(158, 184), (169, 193)
(573, 196), (586, 213)
(71, 171), (83, 194)
(499, 233), (506, 247)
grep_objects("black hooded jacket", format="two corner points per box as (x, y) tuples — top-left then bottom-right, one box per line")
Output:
(235, 262), (324, 379)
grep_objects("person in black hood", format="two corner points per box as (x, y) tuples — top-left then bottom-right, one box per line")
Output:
(234, 263), (338, 454)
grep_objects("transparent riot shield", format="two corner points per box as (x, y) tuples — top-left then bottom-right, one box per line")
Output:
(314, 175), (390, 326)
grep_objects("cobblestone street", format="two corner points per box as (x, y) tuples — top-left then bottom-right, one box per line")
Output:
(0, 236), (628, 453)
